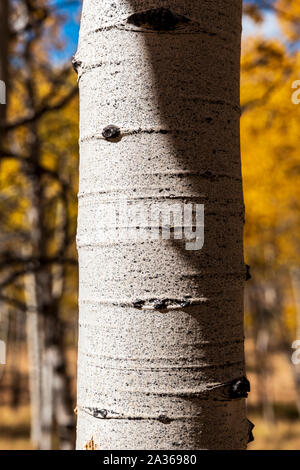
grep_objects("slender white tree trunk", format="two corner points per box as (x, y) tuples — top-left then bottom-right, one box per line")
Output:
(51, 202), (75, 449)
(0, 302), (9, 378)
(24, 256), (42, 447)
(0, 0), (8, 125)
(24, 246), (55, 450)
(289, 269), (300, 416)
(76, 0), (249, 449)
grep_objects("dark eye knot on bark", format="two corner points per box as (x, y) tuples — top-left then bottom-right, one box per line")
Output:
(102, 125), (121, 140)
(229, 376), (250, 399)
(127, 8), (191, 31)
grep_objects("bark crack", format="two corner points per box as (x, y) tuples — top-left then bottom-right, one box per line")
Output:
(78, 296), (209, 310)
(77, 377), (250, 421)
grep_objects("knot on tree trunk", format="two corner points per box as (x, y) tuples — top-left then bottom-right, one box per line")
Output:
(127, 8), (191, 31)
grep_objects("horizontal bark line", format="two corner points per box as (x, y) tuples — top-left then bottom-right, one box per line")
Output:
(77, 227), (226, 234)
(78, 107), (240, 123)
(78, 193), (243, 204)
(83, 357), (244, 371)
(78, 175), (242, 190)
(82, 169), (242, 177)
(78, 295), (243, 308)
(76, 337), (244, 349)
(77, 274), (244, 286)
(79, 118), (240, 143)
(80, 170), (242, 179)
(78, 362), (245, 373)
(78, 298), (208, 311)
(78, 188), (241, 199)
(78, 274), (243, 282)
(77, 363), (244, 373)
(78, 193), (241, 203)
(78, 412), (237, 421)
(77, 375), (247, 420)
(77, 243), (243, 250)
(78, 57), (239, 84)
(78, 364), (243, 372)
(79, 169), (242, 178)
(76, 238), (244, 249)
(77, 408), (235, 421)
(80, 22), (241, 39)
(79, 346), (244, 359)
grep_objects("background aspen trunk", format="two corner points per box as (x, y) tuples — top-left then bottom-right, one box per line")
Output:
(26, 146), (53, 449)
(76, 0), (248, 449)
(289, 269), (300, 416)
(24, 255), (42, 447)
(51, 202), (75, 450)
(0, 0), (8, 126)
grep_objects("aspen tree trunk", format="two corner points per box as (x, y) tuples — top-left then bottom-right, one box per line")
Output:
(288, 269), (300, 416)
(76, 0), (249, 449)
(24, 246), (43, 446)
(51, 202), (75, 449)
(0, 0), (8, 125)
(0, 0), (8, 79)
(26, 167), (54, 449)
(0, 302), (9, 379)
(25, 124), (74, 451)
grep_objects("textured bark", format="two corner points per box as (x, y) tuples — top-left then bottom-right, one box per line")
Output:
(76, 0), (248, 449)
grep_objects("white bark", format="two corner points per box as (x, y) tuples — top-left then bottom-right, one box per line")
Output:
(0, 0), (8, 125)
(40, 345), (54, 450)
(51, 201), (75, 450)
(24, 264), (54, 450)
(289, 269), (300, 416)
(24, 247), (42, 447)
(0, 302), (9, 378)
(76, 0), (248, 449)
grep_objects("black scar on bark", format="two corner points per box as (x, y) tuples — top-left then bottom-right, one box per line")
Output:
(99, 409), (108, 418)
(245, 264), (252, 281)
(152, 299), (168, 310)
(127, 8), (190, 31)
(132, 298), (194, 310)
(229, 376), (250, 399)
(133, 299), (145, 309)
(102, 125), (121, 140)
(71, 55), (82, 74)
(158, 415), (173, 424)
(181, 300), (191, 308)
(92, 409), (108, 418)
(247, 419), (255, 443)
